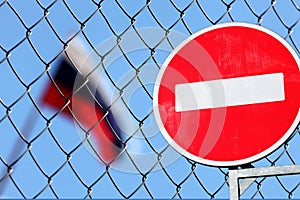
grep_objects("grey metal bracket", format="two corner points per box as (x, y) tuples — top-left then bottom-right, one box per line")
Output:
(229, 164), (300, 200)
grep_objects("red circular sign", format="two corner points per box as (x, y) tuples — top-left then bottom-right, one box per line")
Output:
(153, 23), (300, 167)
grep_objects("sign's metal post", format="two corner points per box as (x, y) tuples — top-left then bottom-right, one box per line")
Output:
(229, 169), (239, 200)
(229, 165), (300, 200)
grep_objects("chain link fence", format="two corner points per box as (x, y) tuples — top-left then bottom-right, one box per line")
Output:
(0, 0), (299, 198)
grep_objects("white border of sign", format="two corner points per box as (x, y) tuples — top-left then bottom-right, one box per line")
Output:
(153, 22), (300, 167)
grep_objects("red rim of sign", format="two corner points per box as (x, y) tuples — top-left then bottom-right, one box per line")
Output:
(153, 22), (300, 167)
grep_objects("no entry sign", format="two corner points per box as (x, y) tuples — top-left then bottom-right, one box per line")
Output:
(153, 23), (300, 167)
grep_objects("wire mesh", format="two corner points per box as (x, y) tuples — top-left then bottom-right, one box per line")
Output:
(0, 0), (299, 198)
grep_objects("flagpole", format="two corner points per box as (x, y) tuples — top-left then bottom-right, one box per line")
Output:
(0, 106), (39, 196)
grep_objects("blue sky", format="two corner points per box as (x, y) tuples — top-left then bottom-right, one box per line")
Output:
(0, 0), (299, 198)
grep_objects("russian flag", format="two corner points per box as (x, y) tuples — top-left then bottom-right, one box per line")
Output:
(42, 38), (123, 163)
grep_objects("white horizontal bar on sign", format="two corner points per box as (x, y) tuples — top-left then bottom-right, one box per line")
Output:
(175, 73), (285, 112)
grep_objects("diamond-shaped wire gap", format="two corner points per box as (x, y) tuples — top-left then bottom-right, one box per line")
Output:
(120, 26), (171, 58)
(107, 144), (146, 173)
(275, 175), (300, 199)
(144, 164), (180, 198)
(99, 1), (133, 36)
(262, 1), (298, 40)
(284, 133), (300, 164)
(23, 61), (54, 122)
(195, 0), (231, 25)
(62, 0), (98, 24)
(42, 107), (87, 154)
(5, 40), (47, 86)
(168, 14), (200, 36)
(253, 7), (290, 39)
(0, 114), (25, 172)
(108, 166), (152, 198)
(27, 150), (59, 198)
(104, 47), (137, 90)
(121, 74), (152, 121)
(269, 146), (291, 165)
(209, 171), (229, 198)
(244, 0), (274, 16)
(157, 154), (195, 187)
(9, 0), (44, 29)
(115, 0), (149, 19)
(42, 0), (81, 43)
(168, 0), (197, 35)
(243, 0), (274, 24)
(190, 164), (230, 198)
(240, 177), (266, 199)
(138, 113), (168, 148)
(66, 139), (111, 187)
(255, 176), (298, 199)
(0, 164), (25, 199)
(69, 144), (110, 190)
(239, 177), (263, 199)
(117, 44), (152, 69)
(176, 2), (211, 34)
(48, 158), (87, 198)
(106, 167), (146, 198)
(0, 61), (26, 107)
(175, 164), (216, 198)
(0, 3), (27, 50)
(139, 117), (159, 144)
(272, 0), (300, 28)
(136, 61), (160, 98)
(80, 13), (119, 58)
(267, 144), (299, 166)
(147, 0), (181, 30)
(221, 0), (236, 24)
(222, 0), (256, 23)
(0, 93), (48, 167)
(4, 148), (50, 198)
(166, 160), (197, 198)
(151, 33), (183, 62)
(134, 108), (169, 159)
(25, 124), (67, 180)
(119, 131), (160, 174)
(87, 170), (122, 198)
(133, 15), (186, 48)
(26, 19), (65, 65)
(34, 57), (70, 120)
(132, 3), (168, 30)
